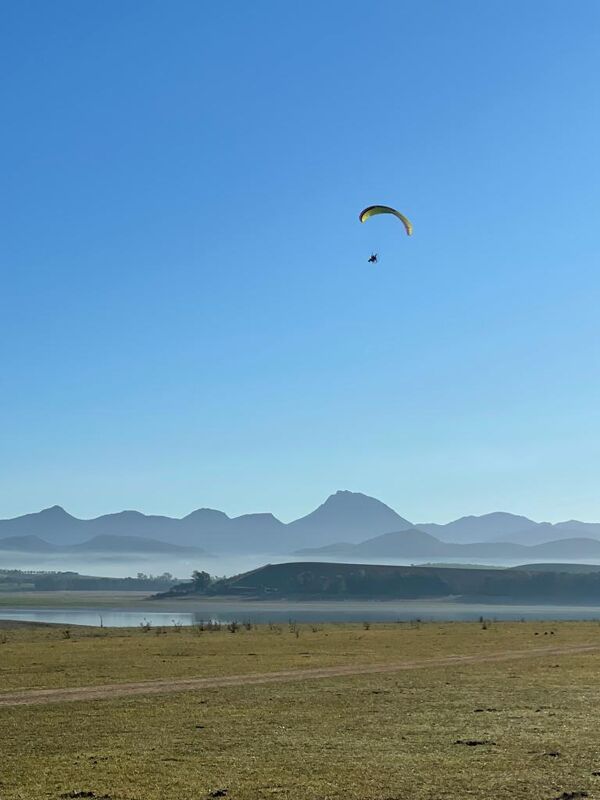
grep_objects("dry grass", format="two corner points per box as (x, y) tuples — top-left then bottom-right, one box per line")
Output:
(2, 619), (597, 692)
(2, 621), (600, 799)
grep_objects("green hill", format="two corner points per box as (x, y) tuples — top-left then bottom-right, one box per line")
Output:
(195, 561), (600, 603)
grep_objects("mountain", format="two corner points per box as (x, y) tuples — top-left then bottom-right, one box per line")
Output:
(528, 537), (600, 559)
(416, 512), (539, 543)
(205, 513), (286, 552)
(287, 490), (413, 547)
(298, 529), (600, 561)
(553, 521), (600, 538)
(353, 528), (451, 558)
(0, 535), (58, 553)
(298, 528), (455, 559)
(69, 535), (203, 554)
(0, 505), (285, 552)
(84, 510), (185, 542)
(415, 513), (600, 545)
(177, 509), (232, 546)
(3, 492), (600, 554)
(0, 491), (411, 553)
(0, 534), (204, 555)
(0, 506), (83, 543)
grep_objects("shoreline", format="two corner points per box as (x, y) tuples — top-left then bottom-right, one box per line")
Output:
(4, 589), (600, 610)
(3, 591), (600, 625)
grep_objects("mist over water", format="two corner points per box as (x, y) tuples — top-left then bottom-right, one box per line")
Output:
(0, 551), (289, 580)
(4, 551), (600, 580)
(6, 552), (600, 626)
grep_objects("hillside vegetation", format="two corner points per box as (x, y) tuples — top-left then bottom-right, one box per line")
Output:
(164, 561), (600, 603)
(0, 569), (178, 593)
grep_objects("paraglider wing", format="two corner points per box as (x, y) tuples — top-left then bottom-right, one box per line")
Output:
(359, 205), (413, 236)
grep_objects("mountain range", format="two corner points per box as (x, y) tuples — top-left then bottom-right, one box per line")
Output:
(416, 513), (600, 545)
(0, 491), (409, 553)
(296, 527), (600, 561)
(0, 534), (203, 555)
(2, 490), (600, 555)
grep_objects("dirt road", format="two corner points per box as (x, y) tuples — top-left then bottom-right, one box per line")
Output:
(1, 643), (597, 707)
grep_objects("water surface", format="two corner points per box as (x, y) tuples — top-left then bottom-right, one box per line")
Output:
(3, 599), (600, 627)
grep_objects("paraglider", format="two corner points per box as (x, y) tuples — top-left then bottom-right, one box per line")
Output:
(359, 205), (413, 263)
(358, 205), (413, 236)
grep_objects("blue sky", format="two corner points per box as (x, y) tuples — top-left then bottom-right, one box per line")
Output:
(2, 1), (600, 523)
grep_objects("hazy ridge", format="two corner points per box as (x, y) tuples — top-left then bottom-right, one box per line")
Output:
(2, 490), (600, 556)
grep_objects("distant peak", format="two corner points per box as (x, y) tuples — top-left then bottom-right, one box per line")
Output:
(326, 490), (372, 503)
(41, 505), (70, 516)
(321, 490), (398, 510)
(183, 507), (230, 520)
(455, 511), (531, 522)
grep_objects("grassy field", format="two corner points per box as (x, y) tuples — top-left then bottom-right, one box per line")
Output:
(2, 621), (600, 799)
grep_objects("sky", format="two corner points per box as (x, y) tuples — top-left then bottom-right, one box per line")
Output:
(2, 1), (600, 524)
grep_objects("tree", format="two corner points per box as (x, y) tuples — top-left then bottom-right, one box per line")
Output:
(191, 570), (212, 592)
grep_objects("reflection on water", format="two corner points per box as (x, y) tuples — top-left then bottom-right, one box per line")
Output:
(0, 609), (195, 628)
(3, 601), (600, 627)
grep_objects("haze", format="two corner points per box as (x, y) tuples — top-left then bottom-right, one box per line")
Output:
(5, 491), (600, 579)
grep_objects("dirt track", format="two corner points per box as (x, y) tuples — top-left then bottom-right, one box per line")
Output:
(1, 643), (597, 708)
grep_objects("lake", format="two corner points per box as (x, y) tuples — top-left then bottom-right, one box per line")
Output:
(4, 598), (600, 627)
